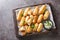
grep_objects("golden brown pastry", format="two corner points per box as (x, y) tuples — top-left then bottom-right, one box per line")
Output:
(28, 10), (33, 15)
(19, 17), (25, 26)
(21, 31), (26, 36)
(19, 27), (26, 36)
(27, 15), (33, 25)
(30, 15), (34, 20)
(27, 18), (32, 25)
(33, 6), (39, 15)
(23, 8), (30, 16)
(33, 23), (38, 32)
(39, 5), (46, 14)
(19, 27), (25, 32)
(26, 26), (32, 33)
(43, 10), (50, 20)
(37, 23), (43, 32)
(33, 16), (38, 24)
(17, 9), (24, 21)
(25, 16), (30, 24)
(37, 14), (43, 23)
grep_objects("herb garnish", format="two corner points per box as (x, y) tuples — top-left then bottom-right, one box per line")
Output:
(21, 14), (23, 17)
(23, 20), (25, 25)
(30, 24), (35, 29)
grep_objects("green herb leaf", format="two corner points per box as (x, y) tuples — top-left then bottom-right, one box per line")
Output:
(23, 20), (25, 25)
(20, 14), (23, 17)
(30, 24), (35, 29)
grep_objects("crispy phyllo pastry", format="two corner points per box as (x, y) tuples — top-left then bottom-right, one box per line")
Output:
(23, 8), (30, 16)
(33, 6), (39, 15)
(17, 9), (24, 21)
(43, 10), (50, 20)
(39, 5), (46, 14)
(33, 16), (38, 24)
(37, 14), (43, 23)
(37, 23), (43, 32)
(19, 17), (25, 26)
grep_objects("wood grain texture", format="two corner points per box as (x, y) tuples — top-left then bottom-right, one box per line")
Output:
(0, 0), (60, 40)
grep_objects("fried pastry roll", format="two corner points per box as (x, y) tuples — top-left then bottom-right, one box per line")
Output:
(23, 8), (30, 16)
(37, 14), (43, 23)
(27, 15), (33, 25)
(33, 6), (39, 15)
(44, 10), (50, 20)
(19, 27), (26, 36)
(33, 16), (38, 24)
(17, 9), (24, 21)
(33, 23), (38, 32)
(19, 17), (25, 26)
(39, 5), (46, 14)
(37, 23), (43, 32)
(25, 16), (30, 24)
(26, 26), (32, 33)
(28, 10), (32, 15)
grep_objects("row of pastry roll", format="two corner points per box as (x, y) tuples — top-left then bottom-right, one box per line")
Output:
(16, 5), (50, 36)
(17, 5), (46, 21)
(19, 23), (43, 36)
